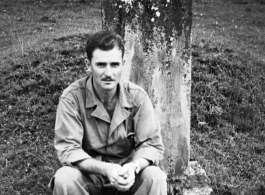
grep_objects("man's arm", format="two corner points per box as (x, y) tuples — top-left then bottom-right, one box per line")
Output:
(55, 96), (92, 165)
(132, 95), (164, 166)
(118, 158), (150, 179)
(117, 94), (164, 189)
(74, 157), (150, 177)
(133, 157), (150, 171)
(74, 158), (112, 176)
(74, 159), (134, 191)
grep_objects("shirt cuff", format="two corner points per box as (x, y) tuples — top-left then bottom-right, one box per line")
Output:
(132, 144), (163, 166)
(59, 149), (92, 166)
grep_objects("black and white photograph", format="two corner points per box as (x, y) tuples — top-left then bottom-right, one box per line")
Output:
(0, 0), (264, 194)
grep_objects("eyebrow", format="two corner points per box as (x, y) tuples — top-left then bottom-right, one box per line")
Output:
(110, 62), (120, 66)
(96, 62), (107, 66)
(95, 62), (120, 66)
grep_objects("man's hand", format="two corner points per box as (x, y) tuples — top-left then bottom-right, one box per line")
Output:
(104, 163), (130, 191)
(105, 163), (123, 185)
(74, 159), (136, 192)
(105, 163), (136, 191)
(118, 163), (136, 190)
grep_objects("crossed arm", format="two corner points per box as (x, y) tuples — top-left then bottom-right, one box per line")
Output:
(74, 157), (150, 191)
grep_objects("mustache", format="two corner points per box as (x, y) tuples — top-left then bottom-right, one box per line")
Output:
(102, 77), (114, 81)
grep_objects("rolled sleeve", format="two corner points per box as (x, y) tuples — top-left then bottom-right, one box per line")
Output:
(55, 96), (92, 166)
(133, 96), (164, 166)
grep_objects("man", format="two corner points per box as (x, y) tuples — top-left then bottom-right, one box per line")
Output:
(49, 31), (167, 195)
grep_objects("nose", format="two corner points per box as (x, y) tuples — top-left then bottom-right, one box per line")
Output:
(104, 65), (113, 77)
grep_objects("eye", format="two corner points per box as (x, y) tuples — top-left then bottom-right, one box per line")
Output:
(111, 62), (120, 67)
(96, 63), (106, 67)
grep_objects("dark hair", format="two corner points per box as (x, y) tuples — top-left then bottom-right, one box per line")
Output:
(86, 31), (125, 62)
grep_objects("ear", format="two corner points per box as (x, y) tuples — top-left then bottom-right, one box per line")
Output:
(85, 58), (92, 75)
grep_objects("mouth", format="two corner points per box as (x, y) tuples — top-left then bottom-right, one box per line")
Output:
(102, 79), (114, 82)
(102, 80), (114, 85)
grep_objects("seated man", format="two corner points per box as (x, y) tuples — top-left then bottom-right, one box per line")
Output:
(49, 31), (167, 195)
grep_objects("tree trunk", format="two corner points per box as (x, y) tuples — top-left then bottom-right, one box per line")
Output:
(102, 0), (192, 191)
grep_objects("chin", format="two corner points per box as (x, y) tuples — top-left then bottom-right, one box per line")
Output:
(102, 85), (116, 91)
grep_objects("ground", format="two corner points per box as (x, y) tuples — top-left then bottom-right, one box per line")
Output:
(0, 0), (264, 194)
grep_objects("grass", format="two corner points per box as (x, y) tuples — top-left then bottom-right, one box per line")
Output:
(0, 0), (100, 194)
(0, 0), (264, 194)
(191, 0), (265, 194)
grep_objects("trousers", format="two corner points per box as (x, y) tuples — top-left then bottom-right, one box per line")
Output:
(49, 165), (167, 195)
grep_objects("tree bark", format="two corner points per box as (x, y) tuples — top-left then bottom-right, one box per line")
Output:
(102, 0), (192, 190)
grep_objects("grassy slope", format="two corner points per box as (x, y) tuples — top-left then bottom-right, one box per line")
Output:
(0, 0), (100, 194)
(0, 0), (264, 194)
(191, 0), (265, 194)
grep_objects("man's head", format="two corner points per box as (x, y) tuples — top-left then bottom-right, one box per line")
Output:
(86, 31), (125, 62)
(86, 31), (125, 93)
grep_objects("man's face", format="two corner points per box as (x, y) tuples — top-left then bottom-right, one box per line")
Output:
(90, 47), (123, 93)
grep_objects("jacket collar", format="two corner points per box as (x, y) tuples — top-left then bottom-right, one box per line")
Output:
(85, 76), (136, 109)
(85, 76), (100, 109)
(85, 76), (136, 132)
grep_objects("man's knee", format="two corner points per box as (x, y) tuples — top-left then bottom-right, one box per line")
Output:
(53, 166), (82, 188)
(141, 166), (167, 184)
